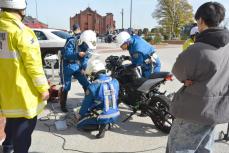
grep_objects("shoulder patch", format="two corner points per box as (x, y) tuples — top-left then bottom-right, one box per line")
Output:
(30, 38), (35, 44)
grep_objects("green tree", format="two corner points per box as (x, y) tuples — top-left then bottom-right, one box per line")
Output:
(143, 28), (149, 35)
(137, 29), (143, 36)
(151, 28), (158, 33)
(153, 0), (194, 39)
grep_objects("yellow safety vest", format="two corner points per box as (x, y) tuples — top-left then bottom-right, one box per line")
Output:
(182, 38), (194, 51)
(0, 11), (49, 119)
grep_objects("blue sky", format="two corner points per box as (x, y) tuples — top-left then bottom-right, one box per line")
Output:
(26, 0), (229, 30)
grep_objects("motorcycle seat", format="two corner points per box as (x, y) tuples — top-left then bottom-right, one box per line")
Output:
(137, 78), (164, 93)
(150, 72), (171, 79)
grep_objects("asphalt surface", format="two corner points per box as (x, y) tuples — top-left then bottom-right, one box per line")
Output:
(28, 43), (229, 153)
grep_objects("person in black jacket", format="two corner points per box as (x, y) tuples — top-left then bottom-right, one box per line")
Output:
(166, 2), (229, 153)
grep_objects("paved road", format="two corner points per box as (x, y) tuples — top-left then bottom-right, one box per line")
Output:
(30, 43), (229, 153)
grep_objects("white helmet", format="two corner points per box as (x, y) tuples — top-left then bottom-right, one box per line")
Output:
(79, 30), (97, 50)
(190, 26), (199, 36)
(116, 31), (131, 47)
(85, 59), (106, 76)
(0, 0), (27, 10)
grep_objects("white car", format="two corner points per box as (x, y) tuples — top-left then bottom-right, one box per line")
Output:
(33, 28), (72, 67)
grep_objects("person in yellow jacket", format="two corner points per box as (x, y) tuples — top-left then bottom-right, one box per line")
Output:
(0, 0), (49, 153)
(182, 26), (199, 51)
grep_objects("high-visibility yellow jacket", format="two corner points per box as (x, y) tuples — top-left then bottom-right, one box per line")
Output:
(0, 11), (49, 119)
(182, 38), (194, 51)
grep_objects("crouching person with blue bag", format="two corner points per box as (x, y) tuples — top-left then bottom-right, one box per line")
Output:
(75, 59), (120, 138)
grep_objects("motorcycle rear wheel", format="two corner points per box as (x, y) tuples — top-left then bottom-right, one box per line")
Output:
(148, 95), (174, 134)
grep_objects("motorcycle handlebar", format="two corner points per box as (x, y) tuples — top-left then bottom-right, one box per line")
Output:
(105, 55), (131, 71)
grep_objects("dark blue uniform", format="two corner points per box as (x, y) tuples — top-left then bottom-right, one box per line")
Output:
(128, 35), (161, 78)
(77, 74), (120, 129)
(61, 36), (90, 92)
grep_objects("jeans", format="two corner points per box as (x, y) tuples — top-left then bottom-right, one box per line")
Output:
(166, 119), (215, 153)
(2, 116), (37, 153)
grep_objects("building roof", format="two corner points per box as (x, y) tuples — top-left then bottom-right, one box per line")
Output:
(23, 16), (48, 28)
(73, 7), (112, 18)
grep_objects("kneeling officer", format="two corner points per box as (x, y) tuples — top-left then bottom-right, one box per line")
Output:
(76, 59), (120, 138)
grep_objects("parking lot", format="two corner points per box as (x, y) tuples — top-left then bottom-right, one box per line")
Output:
(30, 43), (229, 153)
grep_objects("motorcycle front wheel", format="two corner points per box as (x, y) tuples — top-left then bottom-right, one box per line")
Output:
(148, 95), (174, 134)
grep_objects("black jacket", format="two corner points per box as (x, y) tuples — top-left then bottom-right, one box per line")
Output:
(171, 28), (229, 124)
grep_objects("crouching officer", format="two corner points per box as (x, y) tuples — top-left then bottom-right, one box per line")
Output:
(76, 59), (120, 138)
(60, 30), (97, 112)
(116, 31), (161, 78)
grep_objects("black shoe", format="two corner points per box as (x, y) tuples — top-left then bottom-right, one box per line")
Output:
(2, 145), (13, 153)
(59, 91), (68, 112)
(96, 124), (108, 139)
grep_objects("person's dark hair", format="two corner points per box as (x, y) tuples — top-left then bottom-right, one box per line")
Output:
(72, 24), (80, 31)
(195, 2), (225, 27)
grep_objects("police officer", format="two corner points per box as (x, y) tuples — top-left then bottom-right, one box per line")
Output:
(182, 26), (199, 51)
(75, 59), (120, 138)
(60, 30), (96, 112)
(0, 0), (50, 152)
(116, 31), (161, 78)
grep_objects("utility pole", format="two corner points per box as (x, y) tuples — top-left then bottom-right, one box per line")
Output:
(35, 0), (38, 19)
(130, 0), (133, 29)
(121, 9), (124, 30)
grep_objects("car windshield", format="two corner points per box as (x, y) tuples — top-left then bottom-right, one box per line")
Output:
(52, 31), (71, 39)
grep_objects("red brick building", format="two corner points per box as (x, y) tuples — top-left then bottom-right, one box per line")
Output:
(23, 16), (48, 28)
(70, 7), (115, 35)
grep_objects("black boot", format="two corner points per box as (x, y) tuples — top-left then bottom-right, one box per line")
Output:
(83, 87), (87, 95)
(96, 124), (108, 138)
(60, 91), (68, 112)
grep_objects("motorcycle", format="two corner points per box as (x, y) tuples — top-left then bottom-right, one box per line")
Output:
(105, 55), (175, 133)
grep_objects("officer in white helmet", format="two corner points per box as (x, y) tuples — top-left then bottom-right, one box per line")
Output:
(59, 30), (97, 112)
(0, 0), (50, 153)
(183, 26), (199, 51)
(75, 59), (120, 138)
(116, 31), (161, 78)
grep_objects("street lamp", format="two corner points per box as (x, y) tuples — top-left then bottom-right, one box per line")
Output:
(121, 9), (124, 30)
(35, 0), (38, 19)
(130, 0), (133, 29)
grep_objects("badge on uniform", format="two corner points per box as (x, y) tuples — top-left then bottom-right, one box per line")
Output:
(133, 53), (139, 59)
(30, 38), (35, 44)
(0, 32), (6, 50)
(85, 89), (90, 95)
